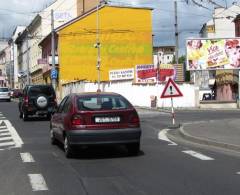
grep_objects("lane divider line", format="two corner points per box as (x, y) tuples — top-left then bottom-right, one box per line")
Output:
(182, 150), (214, 160)
(20, 153), (35, 163)
(28, 174), (48, 191)
(158, 129), (177, 145)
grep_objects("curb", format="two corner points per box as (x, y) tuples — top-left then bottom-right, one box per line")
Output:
(178, 125), (240, 152)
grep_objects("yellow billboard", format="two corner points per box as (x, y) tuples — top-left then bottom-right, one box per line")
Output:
(58, 6), (152, 84)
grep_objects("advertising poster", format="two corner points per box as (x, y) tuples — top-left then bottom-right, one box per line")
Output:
(109, 68), (134, 81)
(135, 64), (176, 83)
(186, 38), (240, 70)
(136, 64), (157, 83)
(159, 64), (176, 82)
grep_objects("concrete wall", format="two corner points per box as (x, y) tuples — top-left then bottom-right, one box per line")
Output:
(62, 81), (196, 108)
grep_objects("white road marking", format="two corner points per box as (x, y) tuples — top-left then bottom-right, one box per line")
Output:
(0, 137), (12, 141)
(0, 126), (7, 130)
(0, 141), (15, 147)
(182, 150), (214, 160)
(0, 133), (11, 136)
(158, 129), (177, 145)
(28, 174), (48, 191)
(20, 153), (35, 163)
(0, 129), (8, 133)
(4, 120), (23, 148)
(236, 172), (240, 175)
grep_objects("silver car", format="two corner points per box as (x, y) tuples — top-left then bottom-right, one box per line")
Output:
(0, 87), (11, 102)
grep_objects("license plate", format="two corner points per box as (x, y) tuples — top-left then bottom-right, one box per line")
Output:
(36, 111), (47, 115)
(95, 116), (120, 123)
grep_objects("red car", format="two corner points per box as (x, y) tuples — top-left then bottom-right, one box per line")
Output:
(50, 92), (141, 158)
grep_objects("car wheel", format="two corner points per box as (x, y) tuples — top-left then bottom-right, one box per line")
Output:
(126, 142), (140, 156)
(64, 136), (73, 158)
(19, 112), (23, 118)
(50, 128), (57, 145)
(46, 113), (51, 120)
(23, 112), (28, 121)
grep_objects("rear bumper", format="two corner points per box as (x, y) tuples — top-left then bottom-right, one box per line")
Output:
(0, 96), (10, 100)
(66, 128), (141, 145)
(23, 106), (55, 115)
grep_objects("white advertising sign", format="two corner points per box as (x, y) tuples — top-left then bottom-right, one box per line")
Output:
(109, 68), (134, 81)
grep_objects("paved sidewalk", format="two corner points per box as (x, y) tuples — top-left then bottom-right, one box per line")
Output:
(179, 119), (240, 152)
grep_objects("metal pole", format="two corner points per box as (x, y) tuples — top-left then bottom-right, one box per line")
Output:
(51, 9), (56, 90)
(96, 0), (101, 91)
(171, 97), (175, 125)
(174, 1), (179, 65)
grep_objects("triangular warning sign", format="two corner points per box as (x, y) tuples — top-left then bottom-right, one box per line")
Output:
(160, 78), (183, 98)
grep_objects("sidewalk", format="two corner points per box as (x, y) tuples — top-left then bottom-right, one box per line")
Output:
(177, 119), (240, 152)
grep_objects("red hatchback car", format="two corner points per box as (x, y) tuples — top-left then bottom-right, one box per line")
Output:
(50, 92), (141, 157)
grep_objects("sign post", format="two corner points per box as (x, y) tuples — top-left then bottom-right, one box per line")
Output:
(160, 78), (183, 126)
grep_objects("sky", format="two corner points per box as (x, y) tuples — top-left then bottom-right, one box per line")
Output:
(0, 0), (238, 54)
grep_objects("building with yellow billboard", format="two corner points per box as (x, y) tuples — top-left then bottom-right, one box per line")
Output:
(56, 4), (153, 86)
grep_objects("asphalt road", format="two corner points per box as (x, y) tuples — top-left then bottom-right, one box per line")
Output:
(1, 101), (240, 195)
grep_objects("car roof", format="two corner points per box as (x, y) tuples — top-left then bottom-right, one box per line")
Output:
(71, 92), (122, 97)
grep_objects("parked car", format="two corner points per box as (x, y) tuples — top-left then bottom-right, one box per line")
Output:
(50, 92), (141, 158)
(18, 85), (57, 121)
(12, 89), (23, 98)
(0, 87), (11, 102)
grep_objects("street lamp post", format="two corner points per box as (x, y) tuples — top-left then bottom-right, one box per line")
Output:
(96, 0), (101, 91)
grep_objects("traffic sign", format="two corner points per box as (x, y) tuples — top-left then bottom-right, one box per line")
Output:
(51, 69), (58, 79)
(160, 78), (183, 98)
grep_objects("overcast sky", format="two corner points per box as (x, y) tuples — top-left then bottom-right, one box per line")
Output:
(0, 0), (237, 54)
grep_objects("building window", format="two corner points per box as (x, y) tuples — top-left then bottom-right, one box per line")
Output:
(0, 69), (2, 76)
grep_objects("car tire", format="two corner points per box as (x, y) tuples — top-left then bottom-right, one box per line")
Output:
(46, 113), (51, 120)
(64, 136), (73, 158)
(19, 112), (23, 118)
(50, 128), (57, 145)
(126, 142), (140, 156)
(23, 112), (28, 121)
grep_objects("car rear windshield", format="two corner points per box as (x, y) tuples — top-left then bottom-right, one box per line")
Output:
(77, 95), (131, 111)
(28, 86), (55, 96)
(0, 88), (9, 92)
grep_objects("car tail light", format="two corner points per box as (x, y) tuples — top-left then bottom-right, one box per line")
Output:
(130, 115), (139, 123)
(71, 114), (84, 126)
(24, 96), (29, 104)
(128, 112), (140, 127)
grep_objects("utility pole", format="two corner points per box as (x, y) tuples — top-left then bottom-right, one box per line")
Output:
(26, 34), (30, 85)
(51, 9), (57, 90)
(174, 1), (179, 66)
(96, 0), (101, 91)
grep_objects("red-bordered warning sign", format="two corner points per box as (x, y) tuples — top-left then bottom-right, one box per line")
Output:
(160, 78), (183, 98)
